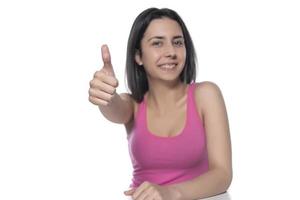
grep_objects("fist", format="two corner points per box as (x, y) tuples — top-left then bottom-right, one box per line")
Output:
(89, 44), (119, 106)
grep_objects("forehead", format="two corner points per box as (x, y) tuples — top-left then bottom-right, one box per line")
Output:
(143, 18), (183, 39)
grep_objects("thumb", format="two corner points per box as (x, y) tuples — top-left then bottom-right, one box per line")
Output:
(123, 188), (136, 196)
(101, 44), (115, 77)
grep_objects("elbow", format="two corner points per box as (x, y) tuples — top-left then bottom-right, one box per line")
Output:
(214, 167), (232, 194)
(222, 169), (233, 192)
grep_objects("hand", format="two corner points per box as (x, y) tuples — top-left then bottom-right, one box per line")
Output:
(124, 181), (180, 200)
(88, 44), (119, 106)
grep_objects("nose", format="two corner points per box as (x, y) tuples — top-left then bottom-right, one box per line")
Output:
(164, 43), (176, 58)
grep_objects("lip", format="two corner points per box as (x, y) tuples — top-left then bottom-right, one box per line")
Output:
(158, 62), (178, 67)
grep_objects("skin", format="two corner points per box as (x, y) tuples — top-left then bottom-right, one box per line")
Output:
(123, 18), (232, 199)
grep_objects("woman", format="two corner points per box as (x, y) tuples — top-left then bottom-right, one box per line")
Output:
(89, 7), (232, 200)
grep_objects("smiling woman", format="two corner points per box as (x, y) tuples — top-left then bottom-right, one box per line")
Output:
(88, 7), (232, 200)
(135, 18), (186, 76)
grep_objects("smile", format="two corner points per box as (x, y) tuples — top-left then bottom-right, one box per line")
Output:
(159, 63), (177, 70)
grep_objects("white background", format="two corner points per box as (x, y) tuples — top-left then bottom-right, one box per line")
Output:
(1, 0), (299, 199)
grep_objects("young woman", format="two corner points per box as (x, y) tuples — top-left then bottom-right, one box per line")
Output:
(89, 7), (232, 200)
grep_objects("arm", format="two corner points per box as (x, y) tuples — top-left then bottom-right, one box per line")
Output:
(89, 45), (134, 125)
(168, 81), (233, 200)
(98, 92), (134, 124)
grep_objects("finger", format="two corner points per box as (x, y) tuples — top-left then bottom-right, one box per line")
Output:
(99, 73), (118, 88)
(90, 79), (116, 95)
(101, 44), (113, 68)
(144, 187), (157, 200)
(90, 78), (117, 94)
(88, 96), (108, 106)
(93, 70), (118, 87)
(88, 88), (114, 102)
(136, 189), (150, 200)
(145, 194), (156, 200)
(101, 44), (116, 77)
(132, 182), (150, 200)
(124, 188), (135, 196)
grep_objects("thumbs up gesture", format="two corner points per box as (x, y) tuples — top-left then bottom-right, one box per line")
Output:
(89, 45), (119, 106)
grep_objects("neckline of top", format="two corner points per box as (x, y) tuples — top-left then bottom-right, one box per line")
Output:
(143, 83), (193, 139)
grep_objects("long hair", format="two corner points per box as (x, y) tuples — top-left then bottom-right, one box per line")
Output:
(125, 7), (197, 103)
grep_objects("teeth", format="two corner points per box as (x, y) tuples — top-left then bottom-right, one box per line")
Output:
(160, 64), (176, 69)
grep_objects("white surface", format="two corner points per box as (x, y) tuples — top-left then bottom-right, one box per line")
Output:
(126, 192), (231, 200)
(1, 0), (300, 199)
(204, 192), (231, 200)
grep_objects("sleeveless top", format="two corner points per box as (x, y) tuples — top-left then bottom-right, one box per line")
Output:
(127, 82), (209, 188)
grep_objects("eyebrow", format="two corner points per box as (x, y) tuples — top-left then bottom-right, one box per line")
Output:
(147, 35), (184, 42)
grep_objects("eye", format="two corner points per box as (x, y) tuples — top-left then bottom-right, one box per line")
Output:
(174, 40), (184, 47)
(152, 41), (163, 47)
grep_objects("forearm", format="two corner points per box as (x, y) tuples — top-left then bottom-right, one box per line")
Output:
(168, 168), (232, 200)
(98, 92), (130, 124)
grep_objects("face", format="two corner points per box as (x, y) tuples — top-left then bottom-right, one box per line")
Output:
(135, 18), (186, 82)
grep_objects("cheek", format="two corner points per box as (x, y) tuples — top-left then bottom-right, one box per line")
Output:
(143, 50), (160, 64)
(179, 49), (187, 61)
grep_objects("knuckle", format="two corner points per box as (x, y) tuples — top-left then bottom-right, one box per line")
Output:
(94, 70), (105, 79)
(108, 88), (115, 95)
(113, 78), (118, 87)
(107, 94), (114, 102)
(93, 71), (98, 78)
(88, 88), (92, 96)
(89, 80), (94, 87)
(90, 79), (99, 88)
(88, 88), (97, 97)
(94, 71), (101, 78)
(89, 96), (96, 104)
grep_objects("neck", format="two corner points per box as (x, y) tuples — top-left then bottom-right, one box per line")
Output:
(145, 80), (189, 115)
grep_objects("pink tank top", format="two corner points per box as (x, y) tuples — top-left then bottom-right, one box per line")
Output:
(127, 83), (209, 188)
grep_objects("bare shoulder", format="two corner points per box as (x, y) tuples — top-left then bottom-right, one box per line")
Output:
(194, 81), (225, 114)
(194, 81), (223, 97)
